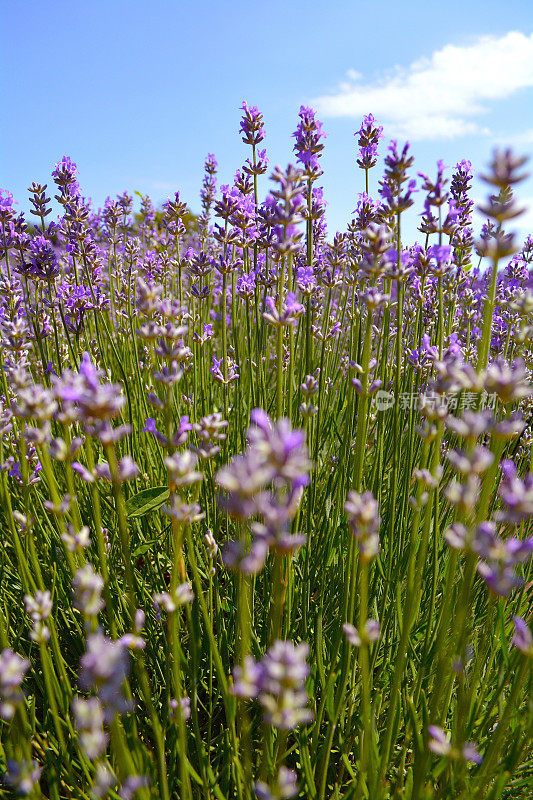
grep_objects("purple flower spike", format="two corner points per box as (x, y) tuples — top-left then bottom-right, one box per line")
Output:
(344, 490), (380, 561)
(512, 617), (533, 654)
(26, 234), (59, 281)
(0, 649), (30, 720)
(462, 742), (483, 765)
(231, 655), (264, 698)
(247, 410), (311, 486)
(497, 460), (533, 524)
(428, 725), (482, 764)
(240, 101), (265, 147)
(79, 632), (132, 721)
(355, 114), (383, 170)
(258, 640), (313, 730)
(255, 767), (299, 800)
(428, 725), (451, 756)
(5, 759), (42, 796)
(343, 619), (380, 647)
(293, 105), (327, 179)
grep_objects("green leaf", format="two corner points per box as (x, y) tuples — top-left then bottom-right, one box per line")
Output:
(132, 540), (159, 558)
(406, 694), (424, 757)
(297, 729), (317, 799)
(125, 486), (169, 518)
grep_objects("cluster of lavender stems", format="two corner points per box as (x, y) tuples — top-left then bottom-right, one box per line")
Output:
(0, 103), (532, 800)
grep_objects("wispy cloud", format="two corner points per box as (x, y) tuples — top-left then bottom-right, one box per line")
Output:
(495, 128), (533, 149)
(312, 32), (533, 141)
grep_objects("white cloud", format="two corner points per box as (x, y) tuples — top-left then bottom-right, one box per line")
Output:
(496, 128), (533, 148)
(312, 32), (533, 141)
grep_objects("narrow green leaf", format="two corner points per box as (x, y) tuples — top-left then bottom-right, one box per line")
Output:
(125, 486), (169, 518)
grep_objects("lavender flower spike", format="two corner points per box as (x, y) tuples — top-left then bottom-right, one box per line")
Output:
(0, 648), (30, 720)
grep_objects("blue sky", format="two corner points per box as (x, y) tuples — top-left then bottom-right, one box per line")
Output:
(2, 0), (533, 242)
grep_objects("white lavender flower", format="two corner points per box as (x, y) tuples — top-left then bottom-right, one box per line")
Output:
(0, 648), (30, 720)
(73, 564), (105, 619)
(73, 696), (108, 760)
(79, 632), (131, 721)
(154, 582), (194, 612)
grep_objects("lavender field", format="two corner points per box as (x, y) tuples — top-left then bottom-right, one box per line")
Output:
(0, 103), (532, 799)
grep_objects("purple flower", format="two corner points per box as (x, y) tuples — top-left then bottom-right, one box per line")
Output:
(252, 490), (307, 556)
(231, 655), (265, 698)
(199, 153), (218, 235)
(24, 590), (52, 643)
(53, 353), (125, 425)
(52, 155), (80, 204)
(143, 417), (167, 446)
(215, 184), (242, 222)
(163, 191), (188, 224)
(243, 148), (268, 177)
(95, 456), (139, 484)
(462, 743), (483, 765)
(427, 726), (482, 764)
(223, 536), (270, 575)
(168, 696), (191, 728)
(5, 759), (42, 796)
(255, 767), (298, 800)
(26, 234), (59, 280)
(355, 114), (383, 170)
(484, 358), (531, 406)
(450, 159), (474, 226)
(231, 643), (312, 730)
(293, 105), (326, 178)
(419, 160), (449, 215)
(428, 725), (451, 756)
(428, 244), (454, 276)
(0, 648), (30, 720)
(236, 270), (256, 300)
(477, 562), (523, 596)
(266, 165), (305, 254)
(216, 448), (274, 516)
(71, 461), (95, 483)
(154, 583), (194, 613)
(344, 490), (380, 561)
(194, 412), (228, 459)
(240, 101), (265, 147)
(164, 450), (203, 488)
(473, 522), (533, 596)
(263, 292), (304, 328)
(497, 460), (533, 523)
(512, 617), (533, 654)
(210, 354), (239, 385)
(380, 140), (416, 215)
(79, 632), (131, 721)
(353, 192), (381, 230)
(91, 764), (116, 798)
(216, 410), (310, 570)
(52, 155), (78, 187)
(258, 640), (313, 729)
(296, 265), (317, 296)
(57, 282), (95, 333)
(119, 775), (151, 800)
(343, 619), (380, 647)
(73, 696), (108, 760)
(73, 564), (105, 619)
(247, 409), (311, 487)
(0, 190), (15, 224)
